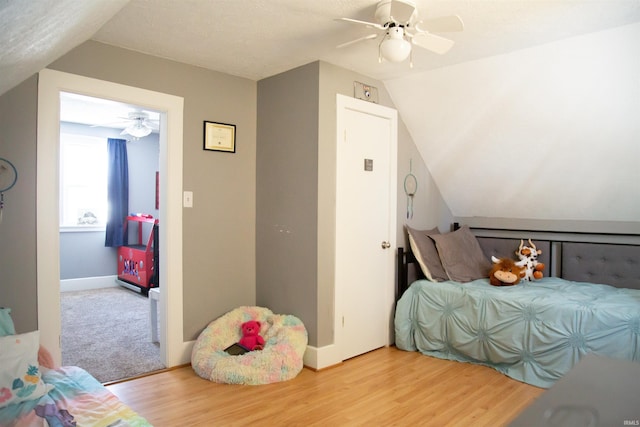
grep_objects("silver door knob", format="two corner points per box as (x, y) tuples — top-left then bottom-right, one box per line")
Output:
(381, 241), (391, 249)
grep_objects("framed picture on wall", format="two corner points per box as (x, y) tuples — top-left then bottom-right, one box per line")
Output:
(203, 121), (236, 153)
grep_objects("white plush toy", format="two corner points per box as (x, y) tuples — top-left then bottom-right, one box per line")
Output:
(516, 239), (545, 281)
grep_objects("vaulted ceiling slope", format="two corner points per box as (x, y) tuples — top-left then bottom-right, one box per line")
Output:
(0, 0), (129, 96)
(386, 21), (640, 224)
(1, 0), (639, 225)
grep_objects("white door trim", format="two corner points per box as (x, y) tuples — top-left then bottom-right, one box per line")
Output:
(333, 94), (397, 363)
(37, 69), (186, 367)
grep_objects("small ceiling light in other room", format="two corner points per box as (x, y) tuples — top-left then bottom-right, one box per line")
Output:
(121, 112), (154, 138)
(122, 121), (152, 138)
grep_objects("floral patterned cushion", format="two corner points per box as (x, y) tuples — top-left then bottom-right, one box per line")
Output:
(191, 306), (307, 385)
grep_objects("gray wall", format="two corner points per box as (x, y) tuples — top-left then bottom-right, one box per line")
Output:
(60, 232), (117, 279)
(125, 134), (159, 218)
(0, 76), (38, 334)
(49, 41), (257, 340)
(256, 62), (320, 344)
(1, 41), (257, 339)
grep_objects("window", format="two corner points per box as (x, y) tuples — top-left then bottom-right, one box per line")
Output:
(59, 133), (107, 229)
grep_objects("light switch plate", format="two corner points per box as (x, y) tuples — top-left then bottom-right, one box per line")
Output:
(183, 191), (193, 208)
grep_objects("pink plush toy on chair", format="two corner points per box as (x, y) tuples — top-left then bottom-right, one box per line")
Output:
(238, 320), (265, 351)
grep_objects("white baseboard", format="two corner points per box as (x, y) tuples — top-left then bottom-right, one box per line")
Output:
(303, 344), (342, 370)
(174, 341), (349, 372)
(178, 341), (341, 371)
(178, 340), (195, 366)
(60, 275), (119, 293)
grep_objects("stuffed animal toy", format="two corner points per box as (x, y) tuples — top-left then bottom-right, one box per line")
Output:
(489, 256), (525, 286)
(238, 320), (265, 351)
(516, 239), (545, 281)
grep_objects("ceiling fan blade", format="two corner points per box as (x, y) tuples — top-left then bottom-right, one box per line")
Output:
(416, 15), (464, 33)
(389, 0), (416, 24)
(411, 32), (455, 55)
(336, 17), (385, 30)
(337, 33), (378, 49)
(144, 120), (160, 130)
(90, 121), (129, 128)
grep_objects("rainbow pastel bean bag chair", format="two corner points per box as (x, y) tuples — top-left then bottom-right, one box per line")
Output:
(191, 306), (308, 385)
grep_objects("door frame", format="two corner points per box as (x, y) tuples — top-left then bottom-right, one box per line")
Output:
(37, 69), (187, 367)
(334, 94), (397, 362)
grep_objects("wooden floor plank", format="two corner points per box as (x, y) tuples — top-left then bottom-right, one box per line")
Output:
(107, 346), (544, 426)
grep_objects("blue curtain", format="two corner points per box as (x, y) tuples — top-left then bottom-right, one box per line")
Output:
(105, 138), (129, 247)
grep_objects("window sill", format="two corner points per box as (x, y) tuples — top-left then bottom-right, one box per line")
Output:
(60, 226), (106, 233)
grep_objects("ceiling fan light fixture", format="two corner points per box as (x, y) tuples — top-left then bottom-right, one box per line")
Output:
(122, 121), (152, 138)
(338, 0), (463, 65)
(380, 26), (411, 62)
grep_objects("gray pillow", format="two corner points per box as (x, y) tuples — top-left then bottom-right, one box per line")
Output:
(431, 225), (491, 282)
(406, 226), (448, 282)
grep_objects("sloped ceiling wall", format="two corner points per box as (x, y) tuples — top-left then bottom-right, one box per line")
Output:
(0, 0), (128, 95)
(385, 23), (640, 224)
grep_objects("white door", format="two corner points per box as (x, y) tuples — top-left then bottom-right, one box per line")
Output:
(335, 94), (397, 361)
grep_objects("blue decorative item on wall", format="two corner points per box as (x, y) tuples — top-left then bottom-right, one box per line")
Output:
(0, 157), (18, 224)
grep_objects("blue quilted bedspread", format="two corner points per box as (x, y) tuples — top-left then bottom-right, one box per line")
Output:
(394, 277), (640, 388)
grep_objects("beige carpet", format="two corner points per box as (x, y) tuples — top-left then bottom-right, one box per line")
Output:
(61, 286), (165, 383)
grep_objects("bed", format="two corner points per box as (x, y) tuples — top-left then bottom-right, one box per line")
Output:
(394, 224), (640, 388)
(0, 309), (151, 427)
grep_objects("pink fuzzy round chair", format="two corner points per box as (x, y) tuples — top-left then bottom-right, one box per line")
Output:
(191, 306), (307, 385)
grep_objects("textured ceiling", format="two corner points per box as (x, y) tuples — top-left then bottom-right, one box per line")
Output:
(0, 0), (640, 94)
(92, 0), (640, 82)
(2, 1), (638, 95)
(0, 0), (128, 96)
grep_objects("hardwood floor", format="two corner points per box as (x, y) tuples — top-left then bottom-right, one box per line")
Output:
(107, 346), (544, 426)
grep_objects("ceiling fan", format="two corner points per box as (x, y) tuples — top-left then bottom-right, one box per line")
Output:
(93, 111), (159, 138)
(119, 112), (158, 138)
(337, 0), (464, 66)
